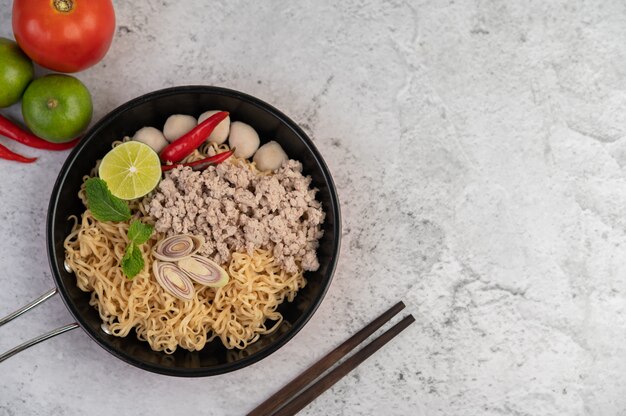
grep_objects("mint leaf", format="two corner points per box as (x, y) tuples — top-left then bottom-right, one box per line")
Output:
(121, 243), (144, 279)
(123, 221), (152, 279)
(85, 178), (131, 222)
(128, 220), (154, 245)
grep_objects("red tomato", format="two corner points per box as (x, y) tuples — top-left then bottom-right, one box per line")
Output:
(12, 0), (115, 73)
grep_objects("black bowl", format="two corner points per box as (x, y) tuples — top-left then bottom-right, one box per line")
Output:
(46, 86), (341, 376)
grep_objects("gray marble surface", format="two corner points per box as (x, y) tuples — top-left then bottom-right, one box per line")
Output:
(1, 0), (626, 415)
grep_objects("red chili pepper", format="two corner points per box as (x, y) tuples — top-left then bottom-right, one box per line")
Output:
(0, 143), (37, 163)
(159, 111), (229, 163)
(161, 148), (235, 172)
(0, 114), (80, 150)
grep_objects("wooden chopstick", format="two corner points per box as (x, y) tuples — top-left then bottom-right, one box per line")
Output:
(273, 314), (415, 416)
(247, 301), (407, 416)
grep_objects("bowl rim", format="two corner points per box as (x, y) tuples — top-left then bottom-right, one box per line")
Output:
(46, 85), (341, 377)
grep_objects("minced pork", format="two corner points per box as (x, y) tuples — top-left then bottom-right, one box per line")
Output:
(147, 159), (324, 273)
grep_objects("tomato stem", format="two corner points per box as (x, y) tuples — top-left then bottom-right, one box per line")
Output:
(53, 0), (74, 13)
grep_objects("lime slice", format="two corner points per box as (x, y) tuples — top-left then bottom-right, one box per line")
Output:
(98, 141), (162, 200)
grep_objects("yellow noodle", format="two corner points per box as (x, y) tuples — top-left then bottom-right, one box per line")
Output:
(63, 211), (305, 352)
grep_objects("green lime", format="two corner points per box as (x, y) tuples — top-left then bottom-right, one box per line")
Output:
(0, 38), (34, 108)
(22, 74), (93, 143)
(98, 141), (162, 200)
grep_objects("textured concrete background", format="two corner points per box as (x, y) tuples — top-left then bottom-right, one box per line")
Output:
(2, 0), (626, 415)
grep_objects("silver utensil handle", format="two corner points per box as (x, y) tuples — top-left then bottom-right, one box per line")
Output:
(0, 288), (79, 363)
(0, 287), (58, 327)
(0, 323), (79, 363)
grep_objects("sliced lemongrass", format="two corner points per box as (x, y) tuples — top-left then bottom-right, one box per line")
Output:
(152, 234), (204, 261)
(153, 260), (195, 301)
(177, 255), (229, 288)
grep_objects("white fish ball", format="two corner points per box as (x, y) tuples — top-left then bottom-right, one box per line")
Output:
(253, 141), (288, 171)
(228, 121), (260, 159)
(132, 127), (168, 153)
(163, 114), (197, 142)
(198, 110), (230, 144)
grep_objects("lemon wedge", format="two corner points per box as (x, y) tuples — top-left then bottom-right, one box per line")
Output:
(98, 141), (161, 200)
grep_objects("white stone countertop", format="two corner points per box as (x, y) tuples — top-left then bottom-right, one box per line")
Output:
(2, 1), (626, 415)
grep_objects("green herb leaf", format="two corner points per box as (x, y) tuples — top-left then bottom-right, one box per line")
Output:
(121, 243), (144, 279)
(128, 220), (154, 245)
(85, 178), (131, 222)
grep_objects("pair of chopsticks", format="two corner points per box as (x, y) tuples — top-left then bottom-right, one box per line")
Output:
(247, 301), (414, 416)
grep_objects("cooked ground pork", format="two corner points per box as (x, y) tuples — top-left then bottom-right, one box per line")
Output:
(147, 159), (324, 273)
